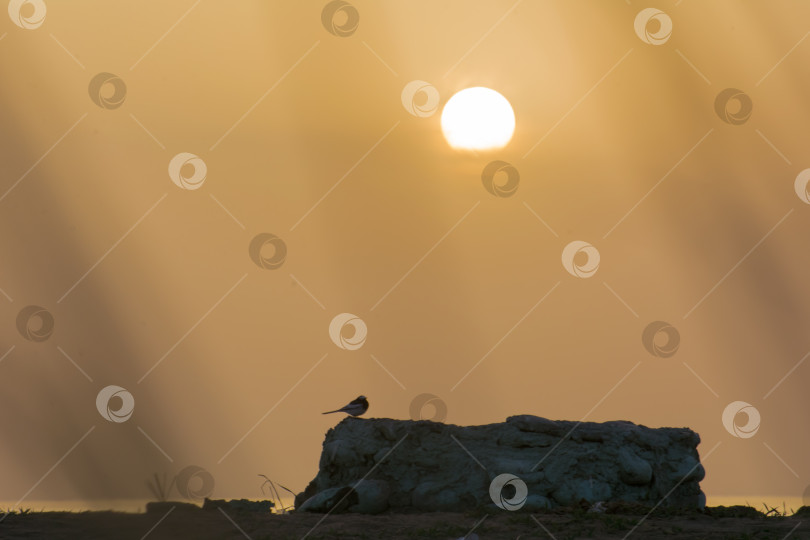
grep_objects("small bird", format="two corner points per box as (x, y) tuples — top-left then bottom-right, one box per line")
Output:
(322, 395), (369, 416)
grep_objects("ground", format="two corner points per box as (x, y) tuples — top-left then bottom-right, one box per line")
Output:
(0, 505), (807, 539)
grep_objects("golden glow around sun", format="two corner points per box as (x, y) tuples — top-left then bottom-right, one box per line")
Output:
(441, 87), (515, 150)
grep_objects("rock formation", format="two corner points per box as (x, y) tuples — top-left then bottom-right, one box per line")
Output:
(295, 415), (705, 514)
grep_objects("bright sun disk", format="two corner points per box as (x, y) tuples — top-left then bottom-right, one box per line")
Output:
(441, 87), (515, 151)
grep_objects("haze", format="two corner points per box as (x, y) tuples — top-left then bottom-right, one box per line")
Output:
(0, 0), (808, 511)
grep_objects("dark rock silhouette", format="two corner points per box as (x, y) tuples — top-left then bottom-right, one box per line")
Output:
(295, 415), (705, 514)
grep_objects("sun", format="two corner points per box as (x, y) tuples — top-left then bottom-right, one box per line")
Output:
(441, 87), (515, 151)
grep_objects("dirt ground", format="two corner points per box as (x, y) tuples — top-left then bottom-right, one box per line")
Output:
(0, 505), (807, 540)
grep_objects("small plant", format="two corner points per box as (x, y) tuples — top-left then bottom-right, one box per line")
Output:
(146, 472), (176, 502)
(762, 502), (789, 517)
(258, 474), (295, 513)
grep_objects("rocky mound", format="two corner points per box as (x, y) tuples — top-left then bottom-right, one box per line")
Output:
(295, 415), (705, 514)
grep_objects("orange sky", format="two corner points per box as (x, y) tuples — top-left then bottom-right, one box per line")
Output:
(0, 0), (808, 510)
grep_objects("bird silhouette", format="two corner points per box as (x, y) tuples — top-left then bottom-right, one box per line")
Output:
(322, 395), (368, 416)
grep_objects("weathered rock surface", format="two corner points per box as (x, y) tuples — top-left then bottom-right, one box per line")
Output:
(295, 416), (705, 514)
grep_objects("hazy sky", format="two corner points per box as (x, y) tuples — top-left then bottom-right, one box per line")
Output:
(1, 0), (809, 509)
